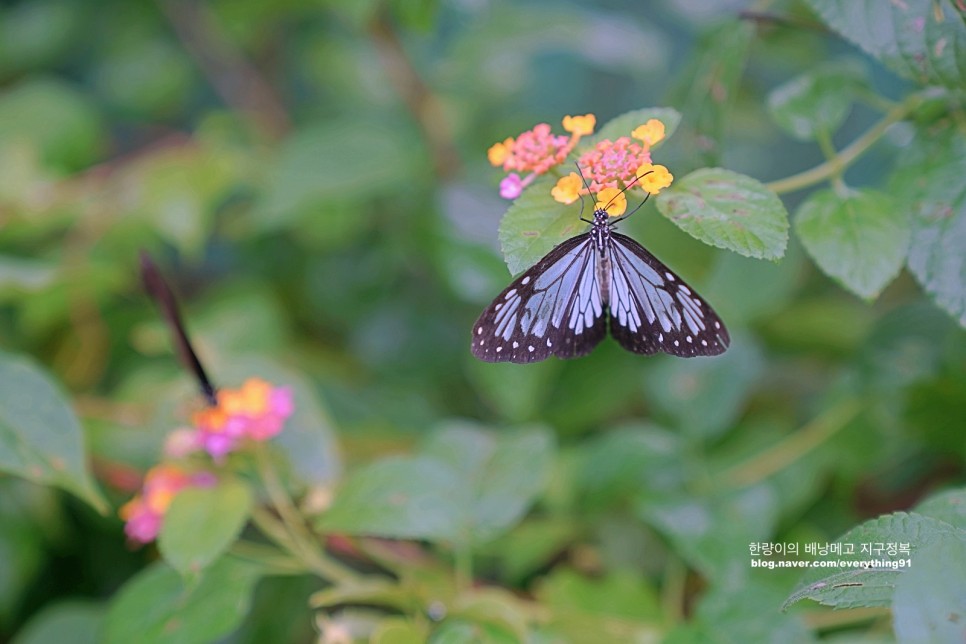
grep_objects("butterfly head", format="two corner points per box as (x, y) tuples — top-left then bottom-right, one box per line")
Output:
(592, 208), (610, 227)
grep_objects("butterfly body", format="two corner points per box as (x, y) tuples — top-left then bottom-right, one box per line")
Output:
(472, 209), (729, 363)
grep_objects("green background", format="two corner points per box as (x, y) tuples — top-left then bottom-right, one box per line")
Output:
(1, 0), (964, 642)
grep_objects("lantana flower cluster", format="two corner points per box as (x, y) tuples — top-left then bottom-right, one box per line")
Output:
(488, 114), (595, 199)
(119, 378), (294, 544)
(180, 378), (294, 461)
(488, 114), (674, 217)
(119, 465), (216, 543)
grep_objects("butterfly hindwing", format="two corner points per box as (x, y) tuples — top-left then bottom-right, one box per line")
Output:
(606, 232), (729, 357)
(471, 235), (607, 363)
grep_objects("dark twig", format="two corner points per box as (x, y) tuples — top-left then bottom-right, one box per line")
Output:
(157, 0), (291, 139)
(367, 16), (461, 179)
(139, 251), (218, 406)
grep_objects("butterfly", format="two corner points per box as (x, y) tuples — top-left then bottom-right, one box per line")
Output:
(471, 202), (729, 363)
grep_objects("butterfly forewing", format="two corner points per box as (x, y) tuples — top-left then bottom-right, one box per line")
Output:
(607, 232), (729, 357)
(471, 235), (607, 363)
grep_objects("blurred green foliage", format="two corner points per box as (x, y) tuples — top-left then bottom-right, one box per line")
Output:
(1, 0), (964, 642)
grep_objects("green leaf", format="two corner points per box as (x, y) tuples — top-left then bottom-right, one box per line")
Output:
(656, 168), (789, 260)
(0, 78), (105, 171)
(0, 352), (107, 512)
(478, 518), (579, 584)
(371, 618), (427, 644)
(422, 422), (555, 543)
(158, 479), (252, 576)
(892, 538), (966, 643)
(536, 569), (662, 622)
(893, 124), (966, 327)
(795, 189), (910, 300)
(11, 601), (104, 644)
(125, 144), (238, 255)
(534, 569), (663, 643)
(913, 487), (966, 531)
(465, 359), (560, 424)
(497, 176), (584, 275)
(259, 117), (425, 227)
(429, 620), (517, 644)
(804, 0), (966, 89)
(693, 581), (815, 644)
(577, 424), (684, 508)
(0, 255), (58, 294)
(639, 486), (780, 584)
(585, 107), (682, 149)
(784, 512), (962, 610)
(642, 335), (764, 440)
(320, 424), (553, 544)
(705, 239), (806, 324)
(103, 557), (262, 644)
(767, 59), (867, 140)
(318, 456), (464, 541)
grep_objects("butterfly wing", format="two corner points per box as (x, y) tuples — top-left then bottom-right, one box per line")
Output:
(607, 232), (729, 357)
(472, 235), (607, 363)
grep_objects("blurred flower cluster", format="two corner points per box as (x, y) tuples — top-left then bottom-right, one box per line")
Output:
(489, 114), (674, 216)
(120, 378), (294, 543)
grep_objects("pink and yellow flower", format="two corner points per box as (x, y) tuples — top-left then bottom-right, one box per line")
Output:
(636, 163), (674, 195)
(545, 118), (674, 214)
(595, 187), (627, 217)
(119, 464), (216, 543)
(489, 115), (595, 199)
(550, 172), (583, 205)
(631, 119), (666, 146)
(191, 378), (294, 460)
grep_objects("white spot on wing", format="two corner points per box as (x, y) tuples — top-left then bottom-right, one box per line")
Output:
(701, 339), (708, 346)
(505, 289), (516, 300)
(496, 347), (502, 353)
(528, 345), (534, 352)
(521, 276), (530, 285)
(512, 341), (519, 348)
(666, 272), (675, 281)
(477, 327), (482, 335)
(674, 340), (679, 346)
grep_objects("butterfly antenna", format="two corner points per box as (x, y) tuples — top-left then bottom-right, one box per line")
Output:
(139, 251), (218, 406)
(575, 162), (593, 223)
(608, 171), (654, 225)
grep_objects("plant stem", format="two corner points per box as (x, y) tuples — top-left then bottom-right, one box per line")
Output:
(726, 399), (862, 487)
(766, 95), (924, 195)
(253, 447), (360, 584)
(230, 540), (306, 575)
(454, 541), (473, 591)
(661, 554), (687, 624)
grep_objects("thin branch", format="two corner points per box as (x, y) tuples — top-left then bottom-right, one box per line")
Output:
(157, 0), (290, 139)
(367, 16), (460, 179)
(253, 447), (361, 585)
(766, 94), (925, 195)
(726, 399), (862, 487)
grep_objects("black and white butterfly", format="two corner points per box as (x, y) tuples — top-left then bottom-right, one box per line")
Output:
(471, 205), (729, 363)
